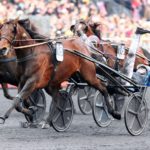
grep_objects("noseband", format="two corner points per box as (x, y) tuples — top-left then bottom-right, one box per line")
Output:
(0, 35), (14, 45)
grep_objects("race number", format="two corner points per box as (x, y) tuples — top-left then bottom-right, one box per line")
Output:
(56, 42), (64, 61)
(117, 44), (125, 60)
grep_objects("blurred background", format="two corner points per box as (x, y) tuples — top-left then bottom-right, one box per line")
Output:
(0, 0), (150, 50)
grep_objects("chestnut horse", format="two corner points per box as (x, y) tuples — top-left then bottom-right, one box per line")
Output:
(70, 19), (149, 69)
(0, 19), (121, 124)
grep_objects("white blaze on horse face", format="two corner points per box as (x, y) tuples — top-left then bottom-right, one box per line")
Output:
(3, 48), (10, 56)
(84, 35), (100, 53)
(77, 24), (83, 31)
(87, 35), (100, 48)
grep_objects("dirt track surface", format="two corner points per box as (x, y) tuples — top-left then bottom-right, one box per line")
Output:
(0, 89), (150, 150)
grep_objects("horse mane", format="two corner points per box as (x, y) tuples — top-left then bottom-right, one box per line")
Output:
(18, 19), (48, 41)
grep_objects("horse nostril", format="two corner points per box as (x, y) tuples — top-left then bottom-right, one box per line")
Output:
(1, 47), (7, 51)
(0, 47), (9, 55)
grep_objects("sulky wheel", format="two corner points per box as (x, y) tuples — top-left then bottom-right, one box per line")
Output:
(78, 86), (96, 115)
(92, 90), (112, 127)
(124, 92), (148, 136)
(23, 89), (46, 123)
(51, 90), (74, 132)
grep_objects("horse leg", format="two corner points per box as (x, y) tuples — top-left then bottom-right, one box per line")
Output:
(80, 67), (121, 120)
(1, 83), (14, 100)
(93, 79), (121, 119)
(42, 86), (59, 128)
(0, 77), (37, 124)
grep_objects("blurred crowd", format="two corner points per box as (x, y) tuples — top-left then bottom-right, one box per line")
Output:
(0, 0), (150, 48)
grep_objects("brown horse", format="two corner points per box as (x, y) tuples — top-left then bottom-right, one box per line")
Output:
(70, 19), (149, 69)
(0, 18), (121, 124)
(0, 18), (45, 100)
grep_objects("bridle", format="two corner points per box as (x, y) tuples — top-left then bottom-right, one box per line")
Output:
(0, 24), (17, 46)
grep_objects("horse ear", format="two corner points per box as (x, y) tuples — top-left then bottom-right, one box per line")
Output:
(94, 22), (101, 27)
(18, 18), (30, 28)
(89, 22), (101, 29)
(70, 25), (75, 33)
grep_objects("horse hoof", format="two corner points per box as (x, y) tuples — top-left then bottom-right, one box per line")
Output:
(0, 117), (5, 124)
(111, 111), (121, 120)
(29, 106), (38, 114)
(41, 122), (50, 129)
(29, 123), (38, 128)
(20, 122), (29, 128)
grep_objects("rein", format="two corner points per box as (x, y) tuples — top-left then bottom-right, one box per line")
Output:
(13, 39), (150, 64)
(87, 39), (150, 63)
(13, 35), (76, 42)
(13, 36), (76, 50)
(14, 40), (52, 49)
(85, 39), (117, 60)
(0, 57), (16, 63)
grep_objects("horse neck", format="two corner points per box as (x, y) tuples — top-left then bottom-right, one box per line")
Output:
(14, 24), (35, 59)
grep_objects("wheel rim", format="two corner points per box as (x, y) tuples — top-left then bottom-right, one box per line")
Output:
(93, 91), (112, 127)
(125, 93), (148, 136)
(78, 86), (95, 115)
(52, 91), (74, 132)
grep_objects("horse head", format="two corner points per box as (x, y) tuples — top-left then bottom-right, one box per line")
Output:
(70, 19), (88, 35)
(0, 18), (19, 56)
(0, 18), (32, 56)
(87, 21), (102, 40)
(70, 19), (102, 39)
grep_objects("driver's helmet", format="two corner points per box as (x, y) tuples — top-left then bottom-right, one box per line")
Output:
(136, 64), (150, 75)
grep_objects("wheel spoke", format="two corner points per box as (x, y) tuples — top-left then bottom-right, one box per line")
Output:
(139, 106), (146, 113)
(98, 110), (103, 122)
(82, 102), (87, 112)
(137, 115), (144, 128)
(57, 105), (64, 111)
(138, 102), (146, 113)
(88, 94), (95, 99)
(61, 113), (66, 127)
(53, 111), (61, 122)
(85, 100), (91, 105)
(95, 102), (103, 108)
(129, 115), (136, 130)
(87, 88), (92, 96)
(134, 95), (142, 103)
(65, 107), (72, 112)
(29, 96), (36, 105)
(128, 109), (138, 115)
(36, 104), (45, 108)
(35, 110), (38, 120)
(89, 101), (92, 108)
(84, 87), (89, 95)
(79, 96), (88, 101)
